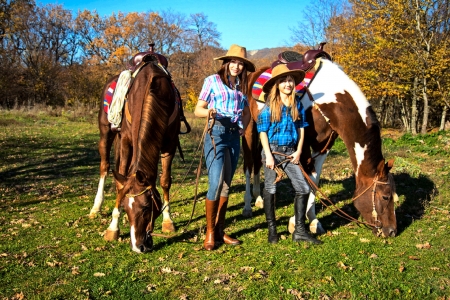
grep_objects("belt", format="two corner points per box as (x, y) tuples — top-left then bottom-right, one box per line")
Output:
(270, 144), (296, 152)
(213, 118), (239, 131)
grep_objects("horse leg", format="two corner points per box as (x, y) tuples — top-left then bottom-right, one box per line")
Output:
(288, 152), (327, 235)
(104, 196), (122, 241)
(90, 123), (116, 218)
(160, 152), (175, 233)
(253, 147), (263, 209)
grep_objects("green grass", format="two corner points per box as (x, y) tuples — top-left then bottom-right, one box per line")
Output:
(0, 110), (449, 299)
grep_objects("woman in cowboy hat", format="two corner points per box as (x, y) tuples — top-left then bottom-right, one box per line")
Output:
(194, 44), (255, 251)
(257, 63), (323, 245)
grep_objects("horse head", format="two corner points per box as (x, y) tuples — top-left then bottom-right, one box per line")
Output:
(114, 170), (162, 253)
(353, 159), (397, 237)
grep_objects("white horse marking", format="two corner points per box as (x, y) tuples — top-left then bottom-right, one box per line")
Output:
(309, 60), (370, 126)
(354, 142), (367, 177)
(90, 175), (106, 216)
(130, 225), (141, 253)
(108, 207), (121, 232)
(128, 197), (135, 209)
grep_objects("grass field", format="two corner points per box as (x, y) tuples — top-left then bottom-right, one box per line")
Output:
(0, 110), (449, 299)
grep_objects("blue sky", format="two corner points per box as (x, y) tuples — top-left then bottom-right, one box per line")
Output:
(38, 0), (309, 50)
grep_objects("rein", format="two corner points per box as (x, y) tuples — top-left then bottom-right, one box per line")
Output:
(271, 151), (386, 229)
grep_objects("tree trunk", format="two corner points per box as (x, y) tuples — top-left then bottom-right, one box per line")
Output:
(400, 95), (410, 132)
(439, 105), (447, 131)
(411, 76), (419, 134)
(420, 77), (429, 134)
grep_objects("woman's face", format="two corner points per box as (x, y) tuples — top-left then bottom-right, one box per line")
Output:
(228, 59), (244, 77)
(277, 76), (295, 96)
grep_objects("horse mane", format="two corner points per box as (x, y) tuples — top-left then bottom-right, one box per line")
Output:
(132, 63), (172, 182)
(362, 106), (384, 172)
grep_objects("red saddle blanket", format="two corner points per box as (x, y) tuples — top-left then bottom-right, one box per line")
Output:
(103, 78), (181, 115)
(252, 68), (314, 102)
(103, 80), (118, 114)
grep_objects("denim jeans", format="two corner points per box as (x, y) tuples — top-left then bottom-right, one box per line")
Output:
(262, 145), (310, 195)
(204, 123), (241, 200)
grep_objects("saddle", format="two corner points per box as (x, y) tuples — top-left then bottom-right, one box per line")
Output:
(127, 43), (169, 72)
(272, 42), (332, 72)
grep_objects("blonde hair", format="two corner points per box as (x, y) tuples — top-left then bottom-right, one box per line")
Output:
(267, 75), (299, 123)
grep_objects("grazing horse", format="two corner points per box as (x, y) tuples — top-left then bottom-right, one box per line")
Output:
(242, 50), (398, 237)
(89, 50), (182, 252)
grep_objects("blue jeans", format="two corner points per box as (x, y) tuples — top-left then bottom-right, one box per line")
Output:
(262, 145), (310, 195)
(204, 123), (241, 200)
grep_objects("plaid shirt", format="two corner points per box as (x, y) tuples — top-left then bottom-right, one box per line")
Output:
(198, 74), (248, 128)
(256, 97), (308, 147)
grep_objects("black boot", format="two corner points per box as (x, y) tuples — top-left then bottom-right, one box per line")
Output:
(263, 190), (278, 244)
(292, 193), (323, 244)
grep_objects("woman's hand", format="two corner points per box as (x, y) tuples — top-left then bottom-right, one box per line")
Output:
(208, 108), (217, 119)
(265, 154), (275, 169)
(290, 150), (301, 165)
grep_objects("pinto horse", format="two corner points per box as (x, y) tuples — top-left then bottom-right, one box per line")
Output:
(89, 57), (181, 253)
(242, 52), (398, 237)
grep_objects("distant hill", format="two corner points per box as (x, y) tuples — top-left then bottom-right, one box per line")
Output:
(248, 47), (291, 60)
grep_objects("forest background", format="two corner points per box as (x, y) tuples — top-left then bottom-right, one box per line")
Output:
(1, 0), (449, 134)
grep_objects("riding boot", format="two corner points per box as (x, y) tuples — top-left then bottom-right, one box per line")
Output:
(263, 190), (278, 244)
(215, 196), (241, 245)
(292, 193), (323, 244)
(204, 198), (219, 250)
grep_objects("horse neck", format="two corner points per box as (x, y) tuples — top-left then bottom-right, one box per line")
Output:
(310, 60), (384, 182)
(131, 65), (172, 181)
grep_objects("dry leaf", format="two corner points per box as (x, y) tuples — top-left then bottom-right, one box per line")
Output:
(240, 266), (254, 272)
(93, 272), (105, 277)
(370, 253), (378, 259)
(408, 256), (420, 260)
(360, 238), (370, 243)
(161, 267), (172, 273)
(398, 265), (405, 272)
(416, 242), (431, 249)
(349, 232), (358, 235)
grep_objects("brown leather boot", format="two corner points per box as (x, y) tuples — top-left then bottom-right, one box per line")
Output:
(215, 196), (241, 245)
(204, 198), (218, 250)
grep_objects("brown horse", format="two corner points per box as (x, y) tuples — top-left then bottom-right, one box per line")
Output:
(89, 58), (181, 253)
(242, 52), (398, 238)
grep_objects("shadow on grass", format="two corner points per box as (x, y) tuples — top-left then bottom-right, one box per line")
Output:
(224, 172), (436, 239)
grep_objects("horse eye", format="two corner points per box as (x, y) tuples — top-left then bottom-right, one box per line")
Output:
(382, 195), (389, 201)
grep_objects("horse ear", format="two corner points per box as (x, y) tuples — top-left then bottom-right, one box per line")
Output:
(376, 159), (387, 177)
(112, 171), (127, 190)
(386, 158), (395, 171)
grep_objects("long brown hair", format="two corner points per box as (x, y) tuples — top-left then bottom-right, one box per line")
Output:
(217, 60), (249, 94)
(267, 75), (299, 123)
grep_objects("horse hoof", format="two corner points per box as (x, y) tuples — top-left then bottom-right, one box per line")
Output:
(162, 221), (175, 233)
(310, 219), (325, 234)
(88, 210), (99, 219)
(242, 208), (252, 218)
(288, 216), (295, 234)
(104, 229), (119, 241)
(255, 197), (264, 209)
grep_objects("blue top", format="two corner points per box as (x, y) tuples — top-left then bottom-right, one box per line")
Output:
(198, 74), (248, 129)
(256, 96), (309, 147)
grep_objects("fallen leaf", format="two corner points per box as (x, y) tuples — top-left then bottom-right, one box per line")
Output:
(360, 238), (370, 243)
(398, 266), (405, 272)
(416, 242), (431, 249)
(370, 253), (378, 259)
(408, 256), (420, 260)
(93, 272), (105, 277)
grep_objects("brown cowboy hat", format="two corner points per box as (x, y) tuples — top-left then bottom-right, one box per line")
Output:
(262, 63), (305, 94)
(214, 44), (256, 72)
